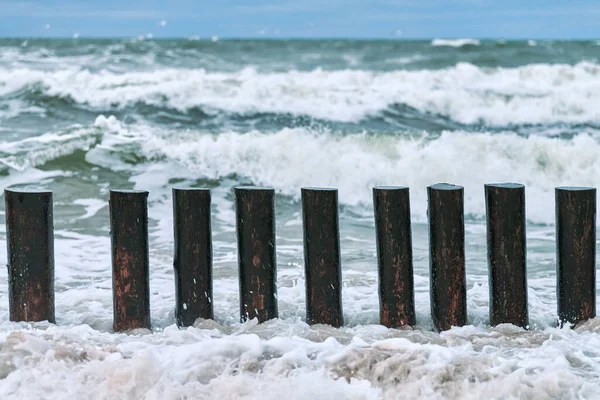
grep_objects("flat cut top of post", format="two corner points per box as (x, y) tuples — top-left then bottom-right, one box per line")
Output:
(301, 187), (337, 192)
(5, 188), (52, 194)
(556, 186), (596, 192)
(428, 183), (463, 191)
(373, 186), (409, 191)
(234, 186), (274, 191)
(109, 189), (149, 194)
(485, 183), (524, 189)
(173, 187), (211, 192)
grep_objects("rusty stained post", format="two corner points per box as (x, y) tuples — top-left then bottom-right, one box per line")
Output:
(556, 187), (596, 326)
(302, 187), (343, 327)
(5, 189), (55, 323)
(485, 183), (528, 328)
(110, 190), (150, 332)
(235, 187), (278, 322)
(373, 186), (415, 328)
(428, 183), (466, 332)
(173, 188), (213, 327)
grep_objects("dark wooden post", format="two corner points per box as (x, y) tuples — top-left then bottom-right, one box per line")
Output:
(173, 188), (213, 327)
(5, 189), (55, 323)
(485, 183), (528, 328)
(235, 187), (278, 322)
(302, 187), (343, 327)
(556, 187), (596, 326)
(428, 183), (466, 332)
(110, 190), (150, 332)
(373, 186), (415, 328)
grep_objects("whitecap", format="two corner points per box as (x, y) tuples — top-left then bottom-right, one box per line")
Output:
(431, 38), (481, 47)
(4, 62), (600, 126)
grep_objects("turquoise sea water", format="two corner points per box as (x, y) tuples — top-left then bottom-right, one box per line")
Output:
(1, 38), (600, 399)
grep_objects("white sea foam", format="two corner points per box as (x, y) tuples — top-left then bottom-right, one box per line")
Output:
(431, 38), (481, 47)
(1, 116), (597, 226)
(0, 212), (594, 399)
(1, 122), (599, 398)
(0, 321), (599, 399)
(2, 62), (600, 126)
(88, 117), (600, 224)
(0, 129), (100, 172)
(3, 41), (600, 399)
(1, 117), (599, 226)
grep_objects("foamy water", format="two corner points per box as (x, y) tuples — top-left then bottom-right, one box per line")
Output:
(3, 62), (600, 125)
(1, 39), (600, 399)
(431, 39), (481, 47)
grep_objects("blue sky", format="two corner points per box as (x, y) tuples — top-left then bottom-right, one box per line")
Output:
(0, 0), (599, 39)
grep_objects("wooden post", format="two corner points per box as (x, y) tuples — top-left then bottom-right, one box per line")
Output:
(110, 190), (150, 332)
(235, 187), (278, 322)
(428, 183), (466, 332)
(173, 188), (213, 327)
(302, 187), (343, 327)
(5, 189), (55, 323)
(556, 187), (596, 326)
(485, 183), (528, 328)
(373, 186), (415, 328)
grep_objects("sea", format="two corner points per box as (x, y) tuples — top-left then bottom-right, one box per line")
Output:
(1, 37), (600, 399)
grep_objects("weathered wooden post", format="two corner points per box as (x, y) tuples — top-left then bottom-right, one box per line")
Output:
(302, 187), (343, 327)
(235, 187), (278, 322)
(373, 186), (415, 328)
(5, 189), (55, 323)
(173, 188), (213, 327)
(556, 187), (596, 326)
(428, 183), (466, 332)
(485, 183), (528, 328)
(110, 190), (150, 332)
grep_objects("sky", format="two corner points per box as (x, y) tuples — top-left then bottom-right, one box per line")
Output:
(0, 0), (599, 39)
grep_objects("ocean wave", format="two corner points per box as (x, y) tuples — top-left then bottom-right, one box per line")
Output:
(86, 116), (600, 224)
(431, 39), (481, 47)
(4, 116), (599, 226)
(0, 128), (101, 172)
(1, 320), (598, 399)
(2, 62), (600, 127)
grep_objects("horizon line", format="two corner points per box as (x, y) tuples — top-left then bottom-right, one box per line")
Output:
(1, 36), (599, 41)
